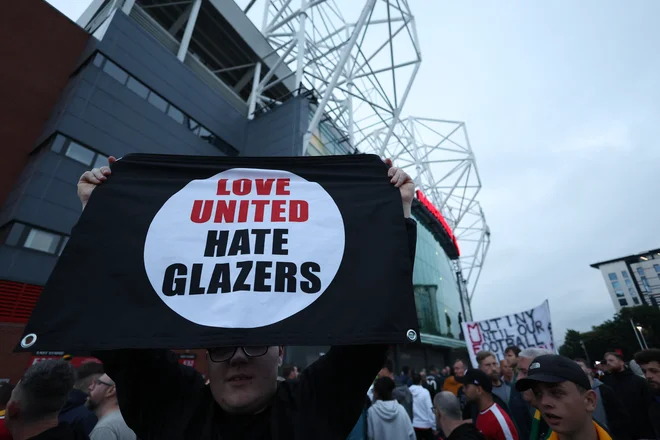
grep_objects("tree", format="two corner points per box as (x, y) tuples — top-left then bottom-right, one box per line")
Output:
(559, 330), (584, 359)
(559, 305), (660, 363)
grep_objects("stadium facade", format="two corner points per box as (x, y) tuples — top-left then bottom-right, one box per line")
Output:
(591, 249), (660, 312)
(0, 0), (489, 381)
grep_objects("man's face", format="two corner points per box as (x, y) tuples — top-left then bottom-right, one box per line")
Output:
(480, 356), (500, 381)
(463, 383), (479, 402)
(500, 360), (513, 381)
(639, 361), (660, 393)
(605, 355), (624, 373)
(532, 381), (597, 435)
(517, 357), (531, 379)
(453, 361), (466, 377)
(288, 366), (298, 379)
(517, 357), (536, 404)
(86, 374), (114, 412)
(505, 350), (518, 368)
(420, 371), (427, 382)
(208, 346), (282, 415)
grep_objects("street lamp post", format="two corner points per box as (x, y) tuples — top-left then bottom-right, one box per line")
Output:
(636, 324), (649, 349)
(579, 340), (592, 366)
(630, 319), (645, 350)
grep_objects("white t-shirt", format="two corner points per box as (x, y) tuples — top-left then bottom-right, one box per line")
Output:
(90, 410), (137, 440)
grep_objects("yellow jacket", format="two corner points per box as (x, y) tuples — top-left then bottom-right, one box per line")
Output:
(442, 375), (463, 396)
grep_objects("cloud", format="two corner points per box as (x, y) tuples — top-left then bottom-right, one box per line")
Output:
(408, 0), (660, 350)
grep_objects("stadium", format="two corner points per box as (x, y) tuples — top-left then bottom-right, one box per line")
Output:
(0, 0), (489, 381)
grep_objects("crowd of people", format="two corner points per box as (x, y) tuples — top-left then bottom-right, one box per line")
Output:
(2, 160), (659, 439)
(2, 346), (658, 439)
(0, 360), (136, 440)
(357, 346), (660, 440)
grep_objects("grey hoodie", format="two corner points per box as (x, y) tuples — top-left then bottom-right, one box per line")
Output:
(367, 400), (415, 440)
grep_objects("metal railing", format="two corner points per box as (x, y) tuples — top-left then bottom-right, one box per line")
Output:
(129, 5), (247, 113)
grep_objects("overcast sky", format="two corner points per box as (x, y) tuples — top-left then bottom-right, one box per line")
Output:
(48, 0), (660, 346)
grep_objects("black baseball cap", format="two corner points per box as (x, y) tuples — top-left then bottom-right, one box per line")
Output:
(516, 354), (591, 391)
(456, 368), (492, 393)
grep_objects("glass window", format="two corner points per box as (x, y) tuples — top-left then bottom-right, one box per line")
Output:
(93, 154), (108, 169)
(618, 299), (628, 306)
(612, 281), (621, 289)
(188, 118), (201, 134)
(92, 53), (105, 67)
(198, 126), (212, 140)
(167, 105), (185, 124)
(24, 229), (61, 254)
(622, 271), (629, 278)
(126, 77), (149, 99)
(102, 60), (129, 85)
(637, 267), (645, 276)
(2, 223), (25, 246)
(57, 236), (69, 256)
(65, 142), (95, 166)
(654, 264), (660, 273)
(625, 278), (633, 288)
(50, 134), (67, 153)
(147, 92), (168, 112)
(411, 214), (462, 339)
(629, 287), (636, 295)
(642, 277), (651, 292)
(615, 289), (624, 297)
(608, 273), (618, 281)
(632, 297), (640, 305)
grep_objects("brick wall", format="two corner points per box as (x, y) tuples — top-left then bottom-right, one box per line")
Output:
(0, 0), (89, 207)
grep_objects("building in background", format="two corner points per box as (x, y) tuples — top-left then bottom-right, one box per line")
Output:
(591, 248), (660, 311)
(0, 0), (489, 381)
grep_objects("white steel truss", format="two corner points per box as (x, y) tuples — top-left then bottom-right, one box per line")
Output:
(239, 0), (422, 156)
(363, 117), (490, 301)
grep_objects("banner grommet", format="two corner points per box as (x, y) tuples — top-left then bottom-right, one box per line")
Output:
(406, 329), (417, 342)
(21, 333), (37, 348)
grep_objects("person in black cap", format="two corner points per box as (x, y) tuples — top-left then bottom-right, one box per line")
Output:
(457, 369), (518, 440)
(515, 354), (612, 440)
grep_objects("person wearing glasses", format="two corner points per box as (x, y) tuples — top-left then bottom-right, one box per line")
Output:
(79, 157), (416, 439)
(86, 374), (136, 440)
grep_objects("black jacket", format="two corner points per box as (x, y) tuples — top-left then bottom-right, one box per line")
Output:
(595, 381), (631, 440)
(601, 369), (655, 439)
(447, 422), (485, 440)
(507, 385), (533, 440)
(649, 397), (660, 439)
(28, 423), (89, 440)
(96, 345), (387, 440)
(58, 389), (98, 436)
(93, 218), (417, 439)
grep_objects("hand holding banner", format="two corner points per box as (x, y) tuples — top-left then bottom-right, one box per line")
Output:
(17, 154), (419, 351)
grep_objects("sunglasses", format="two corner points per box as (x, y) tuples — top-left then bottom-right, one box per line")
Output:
(93, 378), (114, 387)
(208, 346), (269, 363)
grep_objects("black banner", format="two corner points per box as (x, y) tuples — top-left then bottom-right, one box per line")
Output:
(17, 154), (419, 351)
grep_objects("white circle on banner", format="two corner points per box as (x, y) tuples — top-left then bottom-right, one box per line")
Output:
(143, 168), (345, 328)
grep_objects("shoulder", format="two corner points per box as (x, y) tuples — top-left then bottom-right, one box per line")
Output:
(494, 403), (513, 418)
(90, 425), (116, 440)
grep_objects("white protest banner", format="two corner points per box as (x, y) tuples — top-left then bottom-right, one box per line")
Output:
(461, 300), (555, 368)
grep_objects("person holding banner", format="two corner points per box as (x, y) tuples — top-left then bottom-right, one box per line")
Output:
(76, 157), (417, 440)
